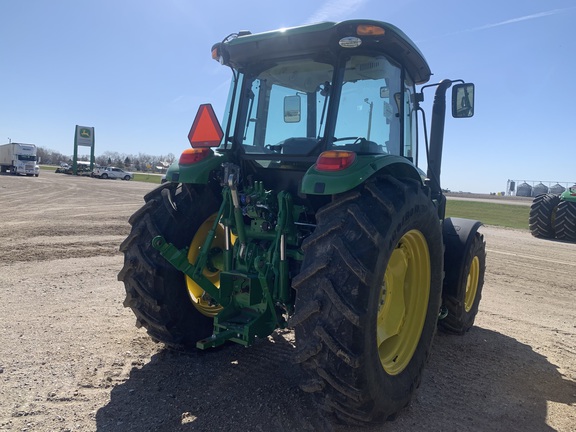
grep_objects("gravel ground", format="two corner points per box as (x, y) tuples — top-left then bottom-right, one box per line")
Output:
(0, 170), (574, 432)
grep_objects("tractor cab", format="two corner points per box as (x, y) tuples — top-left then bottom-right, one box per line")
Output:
(213, 21), (427, 172)
(175, 20), (473, 203)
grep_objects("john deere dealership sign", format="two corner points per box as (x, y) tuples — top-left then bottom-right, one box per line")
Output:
(72, 125), (95, 174)
(75, 125), (94, 147)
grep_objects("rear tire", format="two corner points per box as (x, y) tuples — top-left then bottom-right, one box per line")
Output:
(124, 175), (131, 180)
(118, 182), (221, 349)
(438, 232), (486, 334)
(529, 193), (560, 238)
(291, 177), (442, 424)
(554, 200), (576, 241)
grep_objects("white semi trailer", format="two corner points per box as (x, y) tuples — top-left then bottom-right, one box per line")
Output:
(0, 143), (40, 176)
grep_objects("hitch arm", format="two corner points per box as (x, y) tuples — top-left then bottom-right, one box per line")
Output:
(151, 236), (225, 305)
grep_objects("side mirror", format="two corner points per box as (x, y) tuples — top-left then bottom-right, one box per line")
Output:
(284, 95), (301, 123)
(452, 83), (475, 118)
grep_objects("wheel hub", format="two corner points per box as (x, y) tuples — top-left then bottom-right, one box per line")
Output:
(186, 214), (227, 317)
(376, 229), (430, 375)
(464, 256), (480, 312)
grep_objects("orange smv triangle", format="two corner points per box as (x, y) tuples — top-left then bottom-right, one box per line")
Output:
(188, 104), (224, 148)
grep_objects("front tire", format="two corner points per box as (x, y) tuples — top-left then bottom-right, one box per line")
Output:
(291, 177), (443, 424)
(118, 182), (221, 349)
(438, 232), (486, 334)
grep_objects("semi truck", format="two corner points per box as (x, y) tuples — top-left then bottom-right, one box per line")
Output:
(0, 143), (40, 176)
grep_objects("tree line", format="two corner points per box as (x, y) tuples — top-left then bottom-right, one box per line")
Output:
(37, 147), (176, 172)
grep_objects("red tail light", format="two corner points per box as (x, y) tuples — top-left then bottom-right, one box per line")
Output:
(179, 148), (213, 164)
(316, 151), (356, 171)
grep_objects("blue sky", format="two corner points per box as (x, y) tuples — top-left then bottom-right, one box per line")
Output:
(1, 0), (574, 193)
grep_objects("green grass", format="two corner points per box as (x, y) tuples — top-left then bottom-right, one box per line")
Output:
(445, 200), (529, 230)
(41, 165), (162, 184)
(133, 173), (162, 184)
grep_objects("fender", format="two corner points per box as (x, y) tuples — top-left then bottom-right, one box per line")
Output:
(300, 154), (424, 195)
(165, 152), (228, 184)
(560, 186), (576, 203)
(442, 217), (483, 297)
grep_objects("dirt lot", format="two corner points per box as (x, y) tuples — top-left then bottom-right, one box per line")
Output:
(1, 170), (574, 432)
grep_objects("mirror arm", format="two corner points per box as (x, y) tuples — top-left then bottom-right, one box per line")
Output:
(428, 79), (453, 201)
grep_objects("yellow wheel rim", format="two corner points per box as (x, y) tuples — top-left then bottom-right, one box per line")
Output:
(377, 230), (430, 375)
(464, 256), (480, 312)
(186, 214), (233, 317)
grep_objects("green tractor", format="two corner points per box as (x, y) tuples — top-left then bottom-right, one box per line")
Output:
(118, 20), (485, 424)
(529, 186), (576, 241)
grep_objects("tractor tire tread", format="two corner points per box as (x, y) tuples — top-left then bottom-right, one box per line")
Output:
(554, 200), (576, 241)
(529, 193), (560, 238)
(118, 183), (217, 349)
(319, 278), (361, 327)
(293, 176), (442, 424)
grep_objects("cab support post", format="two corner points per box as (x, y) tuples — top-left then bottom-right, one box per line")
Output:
(428, 79), (453, 219)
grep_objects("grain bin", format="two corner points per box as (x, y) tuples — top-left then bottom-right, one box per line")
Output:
(549, 183), (566, 195)
(532, 183), (549, 197)
(516, 182), (532, 197)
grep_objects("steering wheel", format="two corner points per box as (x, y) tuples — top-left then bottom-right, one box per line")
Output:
(264, 144), (283, 153)
(332, 136), (365, 145)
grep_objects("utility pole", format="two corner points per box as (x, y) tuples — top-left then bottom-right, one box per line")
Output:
(364, 98), (373, 141)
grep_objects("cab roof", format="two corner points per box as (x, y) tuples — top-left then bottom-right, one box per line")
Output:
(218, 19), (432, 84)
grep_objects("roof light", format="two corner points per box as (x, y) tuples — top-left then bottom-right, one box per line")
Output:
(211, 42), (228, 64)
(211, 43), (221, 62)
(357, 25), (385, 36)
(316, 151), (356, 171)
(179, 148), (213, 165)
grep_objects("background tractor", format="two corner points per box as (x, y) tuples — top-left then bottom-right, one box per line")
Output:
(118, 19), (485, 425)
(529, 186), (576, 241)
